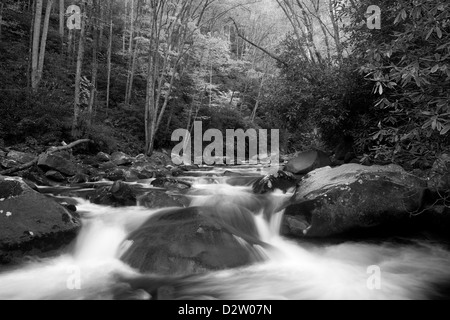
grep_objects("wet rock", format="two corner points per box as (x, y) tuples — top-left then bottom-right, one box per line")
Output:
(37, 153), (78, 176)
(0, 176), (80, 265)
(170, 168), (185, 177)
(121, 206), (264, 275)
(137, 191), (187, 209)
(45, 170), (67, 182)
(253, 171), (298, 194)
(283, 164), (427, 238)
(111, 152), (133, 166)
(89, 181), (137, 207)
(105, 168), (127, 182)
(21, 167), (54, 187)
(223, 170), (242, 177)
(151, 178), (191, 190)
(148, 151), (172, 167)
(285, 150), (331, 175)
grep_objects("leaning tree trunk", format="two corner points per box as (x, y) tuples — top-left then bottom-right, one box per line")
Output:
(72, 1), (86, 137)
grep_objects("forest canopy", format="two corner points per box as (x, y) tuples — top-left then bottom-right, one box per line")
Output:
(0, 0), (449, 169)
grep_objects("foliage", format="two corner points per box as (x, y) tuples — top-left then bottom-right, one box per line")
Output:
(347, 0), (450, 168)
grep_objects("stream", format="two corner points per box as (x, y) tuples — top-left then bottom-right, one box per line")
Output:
(1, 165), (450, 300)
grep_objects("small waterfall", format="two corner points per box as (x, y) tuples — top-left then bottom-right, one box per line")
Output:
(1, 166), (450, 300)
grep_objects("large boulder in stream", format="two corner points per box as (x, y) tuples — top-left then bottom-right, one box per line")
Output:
(89, 181), (137, 207)
(282, 164), (427, 238)
(284, 150), (331, 175)
(0, 176), (80, 264)
(37, 152), (78, 176)
(121, 205), (265, 276)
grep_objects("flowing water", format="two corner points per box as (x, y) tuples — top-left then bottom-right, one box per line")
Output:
(1, 165), (450, 300)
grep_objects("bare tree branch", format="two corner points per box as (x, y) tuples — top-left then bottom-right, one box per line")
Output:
(230, 18), (288, 67)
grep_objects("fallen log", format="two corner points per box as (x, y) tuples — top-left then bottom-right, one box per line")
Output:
(0, 139), (92, 176)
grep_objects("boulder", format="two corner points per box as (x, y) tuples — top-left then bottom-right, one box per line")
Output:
(68, 173), (89, 184)
(137, 191), (187, 209)
(253, 171), (298, 194)
(89, 181), (137, 207)
(120, 205), (265, 275)
(285, 150), (331, 175)
(1, 158), (19, 169)
(111, 152), (133, 166)
(151, 178), (191, 190)
(96, 152), (111, 163)
(99, 161), (117, 171)
(282, 164), (427, 238)
(148, 151), (173, 166)
(223, 170), (242, 177)
(45, 170), (67, 182)
(37, 153), (78, 176)
(105, 168), (127, 181)
(21, 168), (54, 187)
(6, 151), (36, 164)
(0, 176), (80, 264)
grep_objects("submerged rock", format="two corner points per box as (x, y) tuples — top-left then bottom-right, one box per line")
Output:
(0, 176), (80, 264)
(285, 150), (331, 175)
(283, 164), (427, 238)
(121, 205), (265, 276)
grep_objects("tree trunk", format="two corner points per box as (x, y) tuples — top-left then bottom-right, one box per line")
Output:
(88, 0), (99, 127)
(106, 2), (113, 112)
(125, 38), (138, 106)
(0, 3), (4, 43)
(72, 1), (86, 137)
(37, 0), (54, 85)
(251, 74), (265, 122)
(128, 0), (134, 56)
(31, 0), (43, 90)
(27, 0), (36, 89)
(59, 0), (64, 48)
(125, 0), (139, 106)
(328, 0), (343, 63)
